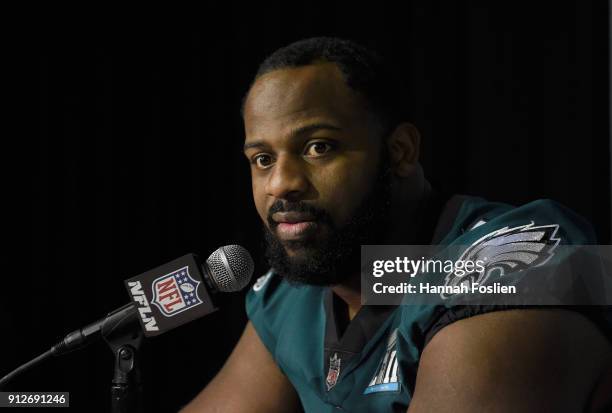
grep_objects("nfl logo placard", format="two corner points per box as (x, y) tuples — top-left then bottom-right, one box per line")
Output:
(125, 254), (217, 337)
(152, 266), (203, 317)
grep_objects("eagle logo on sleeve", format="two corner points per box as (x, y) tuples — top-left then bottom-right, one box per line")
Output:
(441, 222), (561, 299)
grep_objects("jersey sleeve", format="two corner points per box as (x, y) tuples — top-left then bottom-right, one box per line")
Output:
(245, 270), (282, 358)
(417, 198), (608, 347)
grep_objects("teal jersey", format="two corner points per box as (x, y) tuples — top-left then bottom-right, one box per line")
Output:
(246, 194), (609, 412)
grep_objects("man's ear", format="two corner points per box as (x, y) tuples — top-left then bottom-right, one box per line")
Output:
(386, 122), (421, 177)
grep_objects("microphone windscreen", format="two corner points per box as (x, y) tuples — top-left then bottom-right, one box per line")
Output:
(206, 245), (254, 292)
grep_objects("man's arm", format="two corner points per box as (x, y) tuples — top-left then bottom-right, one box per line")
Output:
(407, 309), (612, 413)
(180, 321), (302, 413)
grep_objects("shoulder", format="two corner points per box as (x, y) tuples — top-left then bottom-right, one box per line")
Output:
(245, 270), (326, 356)
(419, 196), (604, 337)
(246, 269), (323, 316)
(450, 196), (597, 244)
(398, 195), (606, 410)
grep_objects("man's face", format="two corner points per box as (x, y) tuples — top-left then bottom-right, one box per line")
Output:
(243, 62), (391, 285)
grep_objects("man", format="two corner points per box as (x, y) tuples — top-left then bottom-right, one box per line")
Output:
(182, 37), (612, 412)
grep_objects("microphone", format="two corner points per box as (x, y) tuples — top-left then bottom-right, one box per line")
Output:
(64, 244), (254, 350)
(0, 245), (254, 387)
(123, 245), (253, 339)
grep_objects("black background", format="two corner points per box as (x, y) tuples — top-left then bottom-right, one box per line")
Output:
(7, 2), (611, 412)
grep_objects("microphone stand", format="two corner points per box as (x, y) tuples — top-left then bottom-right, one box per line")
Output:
(101, 303), (144, 413)
(0, 303), (145, 413)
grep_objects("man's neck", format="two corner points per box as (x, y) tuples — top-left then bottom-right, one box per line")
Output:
(331, 277), (362, 320)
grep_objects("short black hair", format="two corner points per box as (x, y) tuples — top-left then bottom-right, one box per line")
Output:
(241, 37), (405, 136)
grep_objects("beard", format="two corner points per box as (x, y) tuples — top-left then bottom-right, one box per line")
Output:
(262, 152), (393, 287)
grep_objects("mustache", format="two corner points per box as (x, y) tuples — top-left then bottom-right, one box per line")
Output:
(266, 200), (333, 229)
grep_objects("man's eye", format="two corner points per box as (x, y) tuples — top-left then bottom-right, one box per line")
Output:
(252, 154), (274, 169)
(305, 142), (334, 157)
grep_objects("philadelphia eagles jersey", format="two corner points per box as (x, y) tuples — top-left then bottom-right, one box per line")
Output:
(246, 192), (610, 412)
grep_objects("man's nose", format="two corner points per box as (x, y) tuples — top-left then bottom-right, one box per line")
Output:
(265, 155), (310, 201)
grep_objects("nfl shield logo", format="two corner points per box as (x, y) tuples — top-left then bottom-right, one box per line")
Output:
(152, 266), (203, 317)
(326, 353), (341, 391)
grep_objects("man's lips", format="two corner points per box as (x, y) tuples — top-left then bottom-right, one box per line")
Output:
(271, 211), (316, 223)
(276, 222), (317, 239)
(271, 212), (318, 240)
